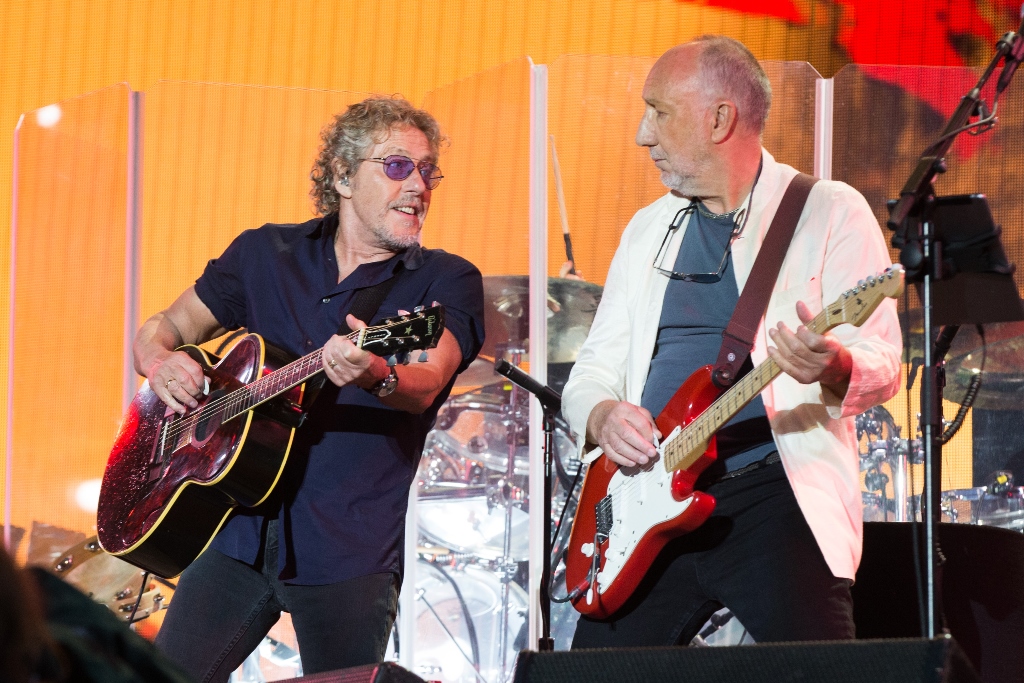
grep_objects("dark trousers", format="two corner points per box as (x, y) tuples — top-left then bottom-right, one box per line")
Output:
(155, 522), (399, 683)
(572, 460), (855, 648)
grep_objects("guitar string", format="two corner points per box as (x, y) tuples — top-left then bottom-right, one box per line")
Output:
(161, 315), (423, 443)
(606, 286), (861, 503)
(164, 308), (437, 440)
(578, 273), (896, 588)
(160, 325), (369, 444)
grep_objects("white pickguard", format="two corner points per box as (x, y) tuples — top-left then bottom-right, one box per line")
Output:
(592, 427), (695, 596)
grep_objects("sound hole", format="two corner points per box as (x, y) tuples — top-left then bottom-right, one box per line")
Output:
(193, 390), (227, 442)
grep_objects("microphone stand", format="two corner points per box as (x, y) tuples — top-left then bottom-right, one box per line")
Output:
(494, 358), (560, 651)
(887, 18), (1024, 638)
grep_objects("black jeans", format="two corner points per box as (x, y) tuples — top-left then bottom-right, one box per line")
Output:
(572, 460), (855, 648)
(155, 521), (399, 682)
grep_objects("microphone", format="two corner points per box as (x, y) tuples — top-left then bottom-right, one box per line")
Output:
(997, 13), (1024, 94)
(494, 358), (561, 413)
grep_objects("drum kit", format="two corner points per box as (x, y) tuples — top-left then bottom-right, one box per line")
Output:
(857, 408), (1024, 530)
(406, 275), (601, 683)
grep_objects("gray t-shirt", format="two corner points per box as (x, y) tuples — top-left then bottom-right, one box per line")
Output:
(640, 204), (776, 473)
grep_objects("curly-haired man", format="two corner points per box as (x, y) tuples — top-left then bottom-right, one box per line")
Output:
(138, 97), (485, 681)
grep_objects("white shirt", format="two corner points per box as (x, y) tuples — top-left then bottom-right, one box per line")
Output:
(562, 150), (903, 579)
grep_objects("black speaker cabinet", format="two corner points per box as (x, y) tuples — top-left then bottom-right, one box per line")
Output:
(854, 522), (1024, 682)
(513, 638), (980, 683)
(276, 662), (424, 683)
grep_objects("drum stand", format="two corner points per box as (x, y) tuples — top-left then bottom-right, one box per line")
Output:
(497, 345), (527, 683)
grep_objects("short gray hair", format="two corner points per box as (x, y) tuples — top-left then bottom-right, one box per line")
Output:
(310, 97), (445, 216)
(692, 35), (772, 134)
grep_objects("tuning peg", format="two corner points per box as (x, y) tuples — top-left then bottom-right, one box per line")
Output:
(386, 355), (398, 367)
(397, 309), (410, 316)
(418, 351), (429, 363)
(432, 301), (440, 307)
(413, 305), (424, 313)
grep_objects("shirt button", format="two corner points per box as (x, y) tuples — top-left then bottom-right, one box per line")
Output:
(305, 339), (313, 348)
(322, 297), (331, 303)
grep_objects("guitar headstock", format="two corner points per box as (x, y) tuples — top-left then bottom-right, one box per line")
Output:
(823, 265), (905, 329)
(359, 305), (447, 361)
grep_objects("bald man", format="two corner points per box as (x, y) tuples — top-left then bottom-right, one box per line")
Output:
(562, 36), (901, 646)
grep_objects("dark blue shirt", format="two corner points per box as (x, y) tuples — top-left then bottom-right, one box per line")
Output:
(641, 206), (775, 472)
(194, 214), (485, 584)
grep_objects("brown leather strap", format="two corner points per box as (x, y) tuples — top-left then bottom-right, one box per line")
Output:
(712, 172), (819, 389)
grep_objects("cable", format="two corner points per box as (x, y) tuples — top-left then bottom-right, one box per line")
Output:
(427, 563), (480, 671)
(127, 571), (150, 624)
(941, 325), (986, 445)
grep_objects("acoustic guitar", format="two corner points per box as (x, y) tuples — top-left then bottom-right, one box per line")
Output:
(97, 306), (445, 578)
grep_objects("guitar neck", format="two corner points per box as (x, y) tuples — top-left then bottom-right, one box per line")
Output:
(662, 305), (838, 473)
(221, 345), (333, 421)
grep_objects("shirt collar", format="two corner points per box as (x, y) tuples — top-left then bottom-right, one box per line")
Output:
(307, 212), (425, 271)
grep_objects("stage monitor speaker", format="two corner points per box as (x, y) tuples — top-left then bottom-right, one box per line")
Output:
(275, 662), (424, 683)
(513, 637), (980, 683)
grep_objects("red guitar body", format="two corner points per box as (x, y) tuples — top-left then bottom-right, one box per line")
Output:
(564, 365), (722, 619)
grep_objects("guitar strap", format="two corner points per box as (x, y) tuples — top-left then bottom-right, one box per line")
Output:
(711, 172), (819, 389)
(302, 261), (407, 407)
(337, 261), (406, 336)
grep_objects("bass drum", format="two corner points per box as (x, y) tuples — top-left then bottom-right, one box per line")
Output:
(417, 390), (580, 561)
(410, 560), (528, 683)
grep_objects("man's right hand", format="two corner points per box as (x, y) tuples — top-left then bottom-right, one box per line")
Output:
(147, 350), (208, 415)
(587, 399), (662, 467)
(134, 287), (226, 416)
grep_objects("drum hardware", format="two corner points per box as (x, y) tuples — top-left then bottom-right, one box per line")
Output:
(410, 275), (598, 676)
(409, 560), (528, 683)
(46, 535), (170, 623)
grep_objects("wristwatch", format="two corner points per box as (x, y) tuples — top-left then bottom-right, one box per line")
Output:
(368, 366), (399, 398)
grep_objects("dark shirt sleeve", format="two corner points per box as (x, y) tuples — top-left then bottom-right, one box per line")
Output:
(422, 255), (486, 373)
(193, 229), (260, 331)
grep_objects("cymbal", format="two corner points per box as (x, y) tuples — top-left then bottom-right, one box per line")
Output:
(899, 309), (1024, 362)
(947, 334), (1024, 409)
(900, 309), (1024, 408)
(479, 276), (603, 364)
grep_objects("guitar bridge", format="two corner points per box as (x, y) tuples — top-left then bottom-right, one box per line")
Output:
(595, 495), (613, 542)
(146, 414), (178, 483)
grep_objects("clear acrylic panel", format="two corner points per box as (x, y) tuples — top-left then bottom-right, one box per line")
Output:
(9, 85), (131, 564)
(547, 58), (820, 287)
(423, 58), (532, 278)
(419, 58), (536, 680)
(834, 65), (1024, 493)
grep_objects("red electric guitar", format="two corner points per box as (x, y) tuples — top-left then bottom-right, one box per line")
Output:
(97, 306), (445, 578)
(565, 267), (904, 618)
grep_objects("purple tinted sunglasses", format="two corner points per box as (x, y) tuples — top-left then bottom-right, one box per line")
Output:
(362, 155), (443, 190)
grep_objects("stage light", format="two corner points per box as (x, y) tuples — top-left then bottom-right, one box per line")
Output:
(74, 478), (102, 513)
(35, 104), (62, 128)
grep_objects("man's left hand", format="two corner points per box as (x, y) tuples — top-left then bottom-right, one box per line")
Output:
(768, 300), (852, 395)
(322, 314), (388, 389)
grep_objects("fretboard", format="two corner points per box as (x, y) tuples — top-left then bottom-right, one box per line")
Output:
(661, 305), (836, 473)
(221, 347), (327, 421)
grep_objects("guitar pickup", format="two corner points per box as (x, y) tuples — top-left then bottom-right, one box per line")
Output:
(595, 495), (614, 541)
